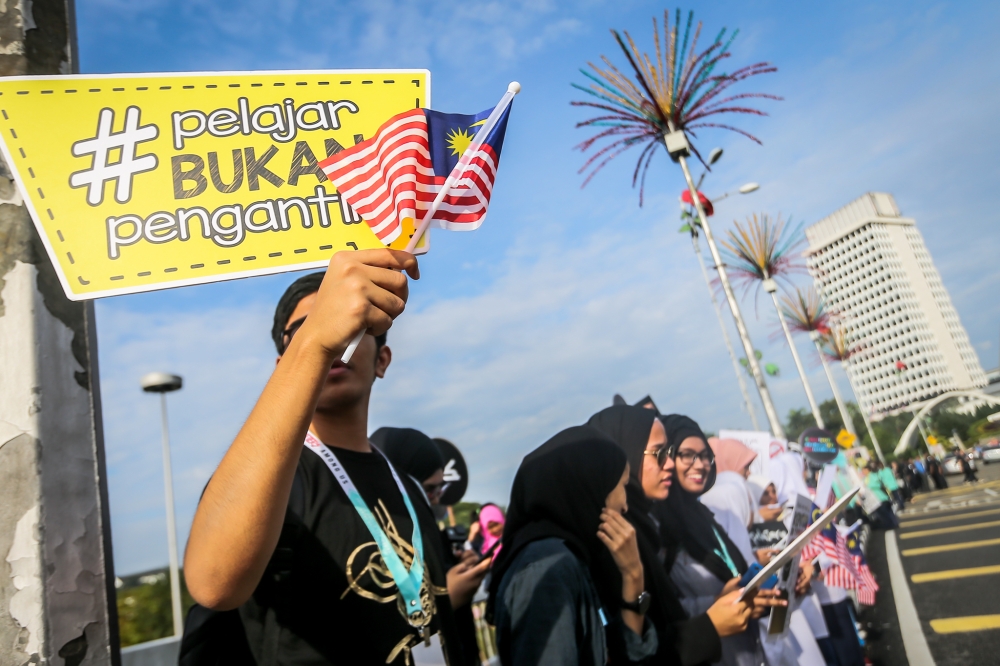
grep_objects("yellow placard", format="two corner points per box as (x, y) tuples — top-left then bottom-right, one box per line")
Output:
(836, 429), (856, 448)
(0, 70), (430, 300)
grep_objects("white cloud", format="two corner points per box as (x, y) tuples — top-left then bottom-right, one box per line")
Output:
(95, 301), (276, 573)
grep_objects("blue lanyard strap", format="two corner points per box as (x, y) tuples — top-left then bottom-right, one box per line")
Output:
(712, 527), (740, 578)
(303, 432), (427, 625)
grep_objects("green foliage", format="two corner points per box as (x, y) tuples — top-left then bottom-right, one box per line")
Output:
(926, 404), (999, 446)
(785, 399), (872, 451)
(116, 570), (195, 647)
(784, 398), (1000, 461)
(449, 501), (483, 528)
(784, 407), (816, 443)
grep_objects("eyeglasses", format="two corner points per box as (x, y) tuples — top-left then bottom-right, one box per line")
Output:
(280, 316), (307, 353)
(674, 449), (714, 467)
(423, 481), (445, 498)
(644, 447), (673, 469)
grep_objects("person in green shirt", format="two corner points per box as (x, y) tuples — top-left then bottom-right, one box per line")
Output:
(863, 464), (898, 529)
(876, 462), (904, 509)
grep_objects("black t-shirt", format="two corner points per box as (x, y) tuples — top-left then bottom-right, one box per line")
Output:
(240, 444), (462, 665)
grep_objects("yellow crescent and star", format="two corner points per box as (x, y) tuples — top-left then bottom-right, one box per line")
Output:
(445, 119), (487, 156)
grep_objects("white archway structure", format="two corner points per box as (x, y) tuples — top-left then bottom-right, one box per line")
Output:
(893, 389), (1000, 455)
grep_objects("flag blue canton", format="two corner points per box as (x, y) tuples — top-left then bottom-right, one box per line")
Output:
(425, 105), (511, 177)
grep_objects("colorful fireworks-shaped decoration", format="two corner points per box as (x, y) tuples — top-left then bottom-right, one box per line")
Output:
(819, 325), (864, 364)
(721, 213), (806, 301)
(572, 9), (779, 204)
(779, 287), (833, 335)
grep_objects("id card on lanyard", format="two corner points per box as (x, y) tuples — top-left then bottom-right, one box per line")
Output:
(303, 432), (429, 631)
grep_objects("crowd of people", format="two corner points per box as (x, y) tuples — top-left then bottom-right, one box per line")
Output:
(176, 257), (944, 666)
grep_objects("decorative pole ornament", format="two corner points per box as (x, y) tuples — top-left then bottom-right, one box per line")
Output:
(722, 213), (824, 429)
(572, 9), (784, 436)
(780, 287), (857, 437)
(820, 325), (886, 464)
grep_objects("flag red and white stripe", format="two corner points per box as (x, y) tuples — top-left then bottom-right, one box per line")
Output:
(319, 109), (500, 245)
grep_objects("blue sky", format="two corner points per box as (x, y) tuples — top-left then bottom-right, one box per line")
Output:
(78, 0), (1000, 574)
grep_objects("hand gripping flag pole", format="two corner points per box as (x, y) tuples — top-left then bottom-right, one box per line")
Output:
(339, 81), (520, 363)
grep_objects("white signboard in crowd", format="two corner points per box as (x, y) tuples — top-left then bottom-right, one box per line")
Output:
(719, 430), (788, 479)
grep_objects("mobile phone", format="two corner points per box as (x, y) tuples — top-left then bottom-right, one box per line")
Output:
(479, 540), (501, 563)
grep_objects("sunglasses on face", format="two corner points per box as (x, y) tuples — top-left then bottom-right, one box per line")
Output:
(423, 481), (445, 498)
(643, 446), (673, 469)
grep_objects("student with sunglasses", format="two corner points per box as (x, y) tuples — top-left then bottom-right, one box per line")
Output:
(587, 405), (753, 666)
(653, 415), (785, 666)
(184, 253), (469, 665)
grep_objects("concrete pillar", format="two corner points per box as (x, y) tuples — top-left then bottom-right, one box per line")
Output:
(0, 1), (120, 664)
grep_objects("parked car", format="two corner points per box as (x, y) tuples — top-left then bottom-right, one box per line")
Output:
(942, 454), (977, 475)
(981, 443), (1000, 464)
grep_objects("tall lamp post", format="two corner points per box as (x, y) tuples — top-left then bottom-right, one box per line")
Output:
(681, 148), (763, 431)
(141, 372), (184, 637)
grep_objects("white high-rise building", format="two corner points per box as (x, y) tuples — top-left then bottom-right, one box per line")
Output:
(805, 192), (986, 415)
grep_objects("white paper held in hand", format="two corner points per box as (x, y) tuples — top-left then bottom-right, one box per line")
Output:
(737, 486), (860, 601)
(340, 82), (521, 363)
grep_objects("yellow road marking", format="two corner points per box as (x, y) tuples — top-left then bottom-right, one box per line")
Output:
(899, 507), (1000, 527)
(911, 480), (1000, 502)
(899, 519), (1000, 539)
(902, 537), (1000, 556)
(900, 499), (1000, 520)
(930, 615), (1000, 634)
(912, 564), (1000, 583)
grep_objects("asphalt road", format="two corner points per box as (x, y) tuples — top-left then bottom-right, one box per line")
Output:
(870, 461), (1000, 665)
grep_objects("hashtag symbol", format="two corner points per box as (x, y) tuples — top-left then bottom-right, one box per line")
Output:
(70, 106), (159, 206)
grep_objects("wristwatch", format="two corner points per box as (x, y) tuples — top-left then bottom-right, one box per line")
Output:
(621, 591), (651, 614)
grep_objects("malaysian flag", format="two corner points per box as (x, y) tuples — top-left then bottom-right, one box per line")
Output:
(825, 527), (879, 605)
(319, 104), (512, 246)
(801, 503), (835, 562)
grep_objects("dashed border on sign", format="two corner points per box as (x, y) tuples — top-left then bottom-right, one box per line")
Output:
(0, 76), (424, 289)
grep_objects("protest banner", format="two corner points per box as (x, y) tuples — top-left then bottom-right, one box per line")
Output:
(0, 69), (430, 300)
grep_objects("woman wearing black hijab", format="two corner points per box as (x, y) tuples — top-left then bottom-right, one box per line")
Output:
(371, 427), (488, 666)
(488, 426), (659, 666)
(587, 406), (753, 666)
(654, 415), (782, 666)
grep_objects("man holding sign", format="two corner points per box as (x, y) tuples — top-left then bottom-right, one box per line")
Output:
(185, 85), (516, 665)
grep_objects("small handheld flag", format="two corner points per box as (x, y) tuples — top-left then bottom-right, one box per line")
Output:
(322, 82), (519, 362)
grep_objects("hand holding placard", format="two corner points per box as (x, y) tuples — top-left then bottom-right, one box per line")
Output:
(738, 486), (860, 601)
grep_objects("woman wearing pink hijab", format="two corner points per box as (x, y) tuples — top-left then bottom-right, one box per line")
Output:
(700, 439), (758, 563)
(477, 503), (506, 561)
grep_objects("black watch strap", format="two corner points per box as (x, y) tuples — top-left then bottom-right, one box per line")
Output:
(621, 590), (651, 614)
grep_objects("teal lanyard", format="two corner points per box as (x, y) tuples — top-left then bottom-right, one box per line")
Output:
(303, 432), (426, 623)
(712, 527), (740, 578)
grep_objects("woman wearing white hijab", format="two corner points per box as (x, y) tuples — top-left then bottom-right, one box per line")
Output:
(762, 451), (831, 666)
(769, 452), (811, 507)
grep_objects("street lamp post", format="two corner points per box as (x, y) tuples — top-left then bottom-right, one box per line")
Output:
(683, 150), (763, 431)
(141, 372), (184, 637)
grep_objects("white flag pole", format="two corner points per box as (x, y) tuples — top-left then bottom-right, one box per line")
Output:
(340, 81), (520, 363)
